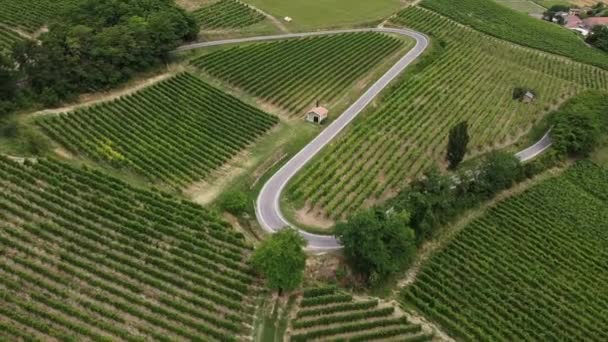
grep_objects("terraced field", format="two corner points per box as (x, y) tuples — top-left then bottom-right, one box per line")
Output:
(287, 6), (608, 220)
(401, 161), (608, 340)
(290, 286), (432, 341)
(193, 0), (266, 30)
(0, 0), (73, 33)
(420, 0), (608, 70)
(38, 73), (279, 186)
(0, 156), (258, 341)
(192, 32), (408, 114)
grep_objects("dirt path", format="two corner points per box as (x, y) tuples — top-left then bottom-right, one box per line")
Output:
(30, 70), (178, 117)
(246, 2), (290, 33)
(0, 23), (34, 40)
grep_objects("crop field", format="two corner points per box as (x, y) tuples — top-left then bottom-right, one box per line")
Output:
(401, 162), (608, 340)
(0, 28), (22, 51)
(38, 73), (278, 186)
(287, 7), (608, 220)
(0, 156), (258, 341)
(0, 0), (73, 33)
(193, 0), (266, 30)
(495, 0), (546, 14)
(245, 0), (401, 30)
(289, 286), (432, 341)
(192, 32), (407, 114)
(420, 0), (608, 70)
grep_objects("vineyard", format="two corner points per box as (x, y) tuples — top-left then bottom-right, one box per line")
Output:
(0, 0), (73, 33)
(401, 161), (608, 340)
(420, 0), (608, 70)
(289, 286), (432, 341)
(286, 6), (608, 221)
(38, 72), (279, 186)
(193, 0), (266, 30)
(0, 156), (258, 341)
(192, 32), (407, 114)
(0, 28), (21, 51)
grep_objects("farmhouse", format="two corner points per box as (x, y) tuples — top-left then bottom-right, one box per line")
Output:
(523, 91), (535, 103)
(583, 16), (608, 28)
(306, 106), (328, 124)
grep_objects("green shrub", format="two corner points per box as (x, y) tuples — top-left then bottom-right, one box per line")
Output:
(218, 191), (249, 215)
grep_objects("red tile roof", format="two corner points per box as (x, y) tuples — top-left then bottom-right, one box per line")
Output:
(584, 17), (608, 28)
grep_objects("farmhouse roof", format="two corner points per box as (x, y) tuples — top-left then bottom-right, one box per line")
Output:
(583, 17), (608, 28)
(524, 91), (535, 98)
(565, 15), (583, 28)
(309, 106), (328, 118)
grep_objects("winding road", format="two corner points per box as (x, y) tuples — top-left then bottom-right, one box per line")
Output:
(178, 28), (552, 251)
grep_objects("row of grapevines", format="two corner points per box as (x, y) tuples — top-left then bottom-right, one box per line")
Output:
(192, 32), (405, 114)
(287, 7), (608, 221)
(38, 72), (279, 187)
(193, 0), (265, 29)
(0, 156), (259, 341)
(0, 0), (74, 33)
(401, 161), (608, 341)
(0, 27), (21, 52)
(289, 286), (432, 341)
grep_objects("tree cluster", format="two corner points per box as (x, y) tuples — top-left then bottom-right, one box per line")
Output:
(550, 91), (608, 157)
(14, 0), (199, 105)
(543, 5), (570, 24)
(390, 151), (525, 243)
(335, 209), (416, 285)
(0, 55), (17, 116)
(587, 25), (608, 53)
(251, 228), (306, 293)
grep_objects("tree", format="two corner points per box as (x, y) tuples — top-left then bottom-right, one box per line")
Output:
(446, 121), (469, 169)
(15, 0), (199, 104)
(0, 54), (17, 116)
(587, 25), (608, 52)
(335, 209), (416, 285)
(251, 229), (306, 293)
(218, 190), (248, 215)
(478, 151), (523, 194)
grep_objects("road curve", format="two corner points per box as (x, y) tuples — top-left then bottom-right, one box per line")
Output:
(177, 29), (551, 251)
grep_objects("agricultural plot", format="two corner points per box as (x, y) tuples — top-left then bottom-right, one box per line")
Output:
(495, 0), (546, 14)
(193, 0), (266, 30)
(0, 156), (258, 341)
(38, 72), (279, 186)
(401, 161), (608, 340)
(420, 0), (608, 70)
(0, 0), (73, 33)
(289, 286), (432, 341)
(192, 32), (407, 114)
(287, 7), (608, 220)
(0, 28), (22, 51)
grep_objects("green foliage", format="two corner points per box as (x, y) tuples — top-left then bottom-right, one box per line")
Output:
(194, 0), (266, 29)
(0, 54), (16, 116)
(0, 156), (256, 340)
(251, 228), (306, 292)
(478, 151), (524, 194)
(550, 91), (608, 156)
(446, 121), (469, 169)
(218, 190), (249, 215)
(192, 32), (404, 114)
(38, 73), (278, 185)
(420, 0), (608, 70)
(15, 0), (199, 103)
(587, 25), (608, 52)
(402, 162), (608, 341)
(335, 209), (416, 284)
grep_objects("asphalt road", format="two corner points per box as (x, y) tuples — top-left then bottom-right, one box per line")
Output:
(178, 29), (552, 251)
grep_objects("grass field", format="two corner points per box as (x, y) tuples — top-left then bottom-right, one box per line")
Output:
(0, 156), (258, 341)
(286, 6), (608, 222)
(401, 161), (608, 340)
(193, 0), (266, 30)
(192, 32), (409, 115)
(289, 286), (433, 341)
(37, 72), (279, 187)
(421, 0), (608, 70)
(0, 0), (73, 33)
(495, 0), (547, 14)
(245, 0), (402, 30)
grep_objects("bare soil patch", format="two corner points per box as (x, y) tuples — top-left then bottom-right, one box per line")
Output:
(295, 204), (335, 230)
(53, 147), (74, 160)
